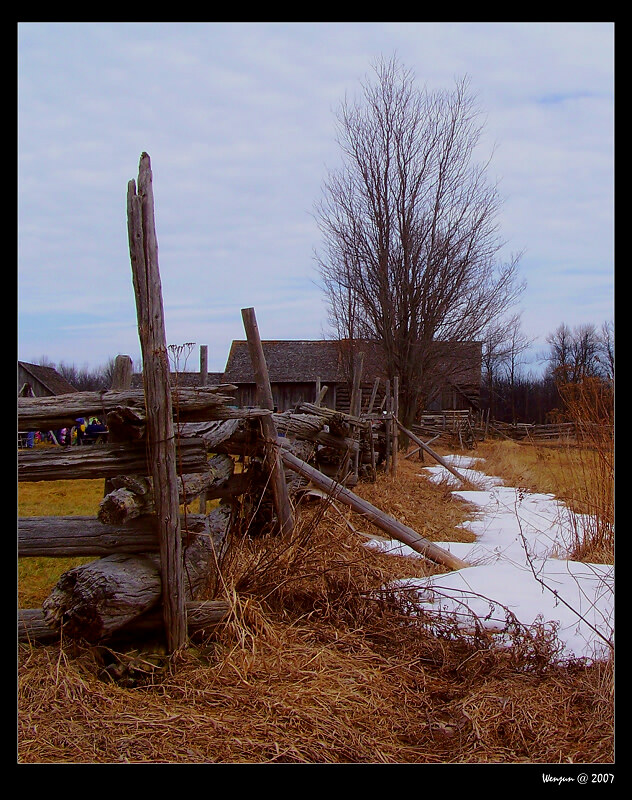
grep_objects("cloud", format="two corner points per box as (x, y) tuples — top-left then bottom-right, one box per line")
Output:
(18, 22), (614, 373)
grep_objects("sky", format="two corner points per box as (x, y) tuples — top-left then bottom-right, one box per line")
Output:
(17, 22), (614, 376)
(366, 455), (613, 663)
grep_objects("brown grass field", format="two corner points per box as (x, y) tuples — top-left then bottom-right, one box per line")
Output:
(17, 440), (614, 764)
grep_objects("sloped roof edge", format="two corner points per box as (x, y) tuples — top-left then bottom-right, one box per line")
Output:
(18, 361), (78, 395)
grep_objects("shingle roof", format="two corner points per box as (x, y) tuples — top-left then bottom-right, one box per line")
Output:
(223, 340), (352, 383)
(223, 339), (482, 387)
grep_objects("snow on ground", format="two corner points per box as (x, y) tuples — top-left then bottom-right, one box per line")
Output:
(365, 455), (614, 663)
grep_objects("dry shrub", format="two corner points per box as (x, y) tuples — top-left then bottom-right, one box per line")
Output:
(475, 386), (614, 565)
(352, 455), (477, 544)
(556, 378), (614, 563)
(18, 458), (613, 764)
(18, 599), (614, 763)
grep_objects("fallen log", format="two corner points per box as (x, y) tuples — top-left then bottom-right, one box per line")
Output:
(38, 505), (232, 642)
(18, 438), (207, 482)
(280, 449), (469, 571)
(42, 552), (163, 640)
(19, 600), (230, 644)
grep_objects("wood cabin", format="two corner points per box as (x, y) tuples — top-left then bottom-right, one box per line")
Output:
(222, 339), (482, 417)
(18, 361), (78, 398)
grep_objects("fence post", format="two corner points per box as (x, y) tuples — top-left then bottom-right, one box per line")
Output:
(199, 345), (208, 387)
(127, 152), (187, 653)
(241, 307), (294, 537)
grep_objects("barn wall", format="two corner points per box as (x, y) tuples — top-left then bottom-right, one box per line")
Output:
(18, 366), (48, 397)
(233, 382), (320, 412)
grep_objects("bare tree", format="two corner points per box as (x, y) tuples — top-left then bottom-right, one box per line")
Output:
(598, 320), (614, 382)
(545, 322), (609, 383)
(315, 57), (524, 427)
(482, 313), (533, 421)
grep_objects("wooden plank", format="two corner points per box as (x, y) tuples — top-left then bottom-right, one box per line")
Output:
(18, 438), (207, 482)
(280, 449), (468, 571)
(128, 152), (186, 652)
(241, 307), (294, 537)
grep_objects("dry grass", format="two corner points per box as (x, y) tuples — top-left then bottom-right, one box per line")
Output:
(18, 455), (614, 764)
(474, 376), (614, 565)
(18, 479), (105, 608)
(17, 613), (614, 764)
(472, 438), (614, 565)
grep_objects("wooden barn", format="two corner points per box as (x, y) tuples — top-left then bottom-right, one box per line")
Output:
(18, 361), (78, 398)
(222, 339), (482, 416)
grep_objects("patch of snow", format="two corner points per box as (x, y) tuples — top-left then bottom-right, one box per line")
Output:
(365, 455), (614, 662)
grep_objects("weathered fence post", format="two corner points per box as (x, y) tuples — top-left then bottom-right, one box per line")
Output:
(127, 152), (187, 652)
(280, 449), (469, 571)
(241, 307), (294, 537)
(200, 345), (208, 387)
(110, 355), (133, 391)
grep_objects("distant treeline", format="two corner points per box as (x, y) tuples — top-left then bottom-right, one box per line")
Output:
(481, 373), (565, 425)
(482, 320), (614, 424)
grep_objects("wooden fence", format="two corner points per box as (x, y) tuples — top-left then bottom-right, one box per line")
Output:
(18, 153), (470, 654)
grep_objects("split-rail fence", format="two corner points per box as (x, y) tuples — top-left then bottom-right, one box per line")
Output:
(18, 153), (472, 654)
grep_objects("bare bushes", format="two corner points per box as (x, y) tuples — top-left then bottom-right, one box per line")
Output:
(556, 378), (614, 563)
